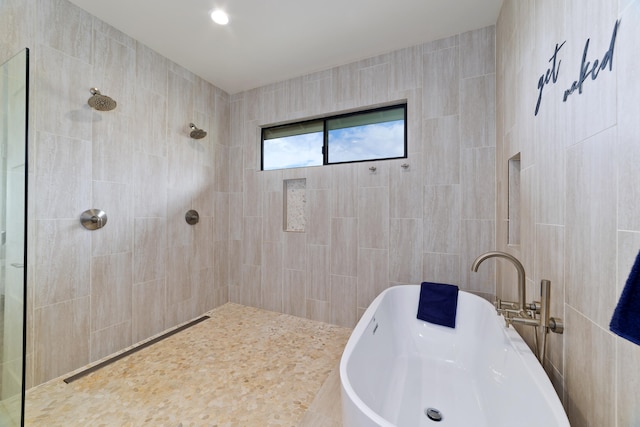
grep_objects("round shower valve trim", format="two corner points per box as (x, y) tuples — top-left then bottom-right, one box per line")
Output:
(80, 209), (108, 230)
(185, 210), (199, 225)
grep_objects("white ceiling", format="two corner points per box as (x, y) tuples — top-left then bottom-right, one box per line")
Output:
(67, 0), (503, 94)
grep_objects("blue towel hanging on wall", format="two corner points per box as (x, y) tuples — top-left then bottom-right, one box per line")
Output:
(610, 248), (640, 346)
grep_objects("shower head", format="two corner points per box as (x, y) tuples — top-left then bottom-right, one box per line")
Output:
(189, 123), (207, 139)
(88, 88), (117, 111)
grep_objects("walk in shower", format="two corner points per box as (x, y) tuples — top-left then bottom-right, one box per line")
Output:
(0, 48), (29, 427)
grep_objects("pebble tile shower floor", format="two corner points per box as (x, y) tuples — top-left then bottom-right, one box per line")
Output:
(25, 303), (351, 426)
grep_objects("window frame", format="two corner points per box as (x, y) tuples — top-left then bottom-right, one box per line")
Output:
(261, 103), (407, 171)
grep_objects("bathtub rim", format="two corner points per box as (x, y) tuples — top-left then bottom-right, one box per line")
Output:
(339, 285), (400, 427)
(339, 284), (569, 427)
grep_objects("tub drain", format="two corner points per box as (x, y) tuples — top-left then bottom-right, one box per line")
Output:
(425, 407), (443, 422)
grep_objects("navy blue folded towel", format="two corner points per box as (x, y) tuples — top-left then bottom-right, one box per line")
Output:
(610, 249), (640, 346)
(417, 282), (459, 328)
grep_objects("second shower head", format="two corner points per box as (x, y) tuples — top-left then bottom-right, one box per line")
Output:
(189, 123), (207, 139)
(88, 88), (117, 111)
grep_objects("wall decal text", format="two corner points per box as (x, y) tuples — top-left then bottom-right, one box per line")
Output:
(535, 41), (566, 116)
(534, 19), (620, 116)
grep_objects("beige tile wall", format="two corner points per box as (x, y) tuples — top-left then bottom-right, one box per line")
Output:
(496, 0), (640, 425)
(2, 0), (635, 423)
(1, 0), (230, 387)
(229, 29), (497, 326)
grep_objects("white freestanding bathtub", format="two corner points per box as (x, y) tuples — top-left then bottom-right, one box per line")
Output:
(340, 285), (570, 427)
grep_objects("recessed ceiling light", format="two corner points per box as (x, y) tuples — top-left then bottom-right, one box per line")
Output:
(211, 10), (229, 25)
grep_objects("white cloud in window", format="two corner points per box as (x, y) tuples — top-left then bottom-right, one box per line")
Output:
(328, 120), (404, 163)
(263, 132), (323, 170)
(263, 119), (405, 170)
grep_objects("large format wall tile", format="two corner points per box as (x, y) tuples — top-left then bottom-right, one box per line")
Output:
(193, 216), (214, 271)
(330, 275), (357, 327)
(330, 218), (358, 277)
(423, 185), (460, 254)
(460, 219), (495, 294)
(133, 152), (167, 219)
(92, 29), (136, 117)
(422, 45), (459, 119)
(617, 336), (640, 427)
(566, 128), (617, 328)
(92, 113), (134, 185)
(423, 116), (460, 186)
(460, 26), (496, 78)
(92, 181), (132, 256)
(33, 297), (90, 384)
(0, 1), (35, 62)
(264, 191), (283, 243)
(135, 42), (168, 96)
(307, 245), (330, 302)
(390, 158), (424, 219)
(389, 46), (423, 93)
(389, 219), (423, 284)
(359, 62), (390, 106)
(283, 232), (307, 271)
(422, 252), (460, 285)
(91, 252), (133, 332)
(261, 241), (283, 312)
(133, 218), (167, 283)
(565, 307), (615, 427)
(34, 220), (90, 308)
(35, 46), (93, 141)
(240, 264), (262, 308)
(283, 269), (306, 318)
(90, 320), (132, 363)
(461, 147), (496, 220)
(617, 2), (640, 232)
(132, 279), (166, 343)
(460, 75), (496, 149)
(358, 187), (389, 250)
(33, 132), (91, 219)
(331, 166), (358, 218)
(37, 0), (92, 63)
(357, 248), (389, 310)
(307, 189), (331, 246)
(242, 216), (262, 266)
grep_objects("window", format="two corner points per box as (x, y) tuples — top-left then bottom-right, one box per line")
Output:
(261, 104), (407, 171)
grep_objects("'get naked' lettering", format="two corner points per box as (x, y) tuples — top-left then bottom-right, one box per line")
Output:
(534, 19), (620, 116)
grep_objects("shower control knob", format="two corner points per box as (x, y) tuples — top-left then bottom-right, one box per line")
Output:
(80, 209), (108, 230)
(185, 209), (199, 225)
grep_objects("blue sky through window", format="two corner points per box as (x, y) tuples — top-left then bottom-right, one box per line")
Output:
(262, 131), (323, 170)
(262, 104), (406, 170)
(328, 120), (404, 163)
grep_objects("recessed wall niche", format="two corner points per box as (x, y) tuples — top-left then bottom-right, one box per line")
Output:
(284, 178), (306, 232)
(508, 153), (521, 245)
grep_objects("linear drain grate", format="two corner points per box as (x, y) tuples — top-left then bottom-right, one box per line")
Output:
(64, 315), (210, 384)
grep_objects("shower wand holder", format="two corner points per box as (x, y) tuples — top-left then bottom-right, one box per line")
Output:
(80, 209), (108, 230)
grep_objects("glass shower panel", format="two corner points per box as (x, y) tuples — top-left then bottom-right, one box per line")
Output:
(0, 48), (28, 427)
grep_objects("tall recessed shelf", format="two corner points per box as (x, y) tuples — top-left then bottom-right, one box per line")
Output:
(284, 178), (306, 232)
(508, 153), (521, 246)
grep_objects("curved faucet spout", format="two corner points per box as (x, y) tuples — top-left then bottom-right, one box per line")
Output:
(471, 251), (526, 311)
